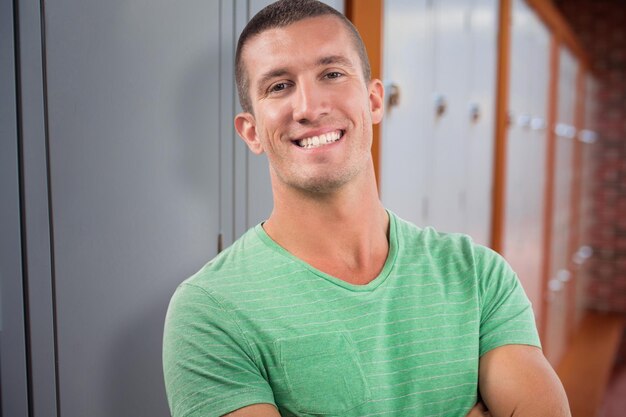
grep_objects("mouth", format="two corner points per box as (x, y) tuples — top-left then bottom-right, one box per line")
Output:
(293, 130), (344, 149)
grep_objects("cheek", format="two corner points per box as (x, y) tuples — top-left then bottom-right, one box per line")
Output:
(257, 104), (292, 134)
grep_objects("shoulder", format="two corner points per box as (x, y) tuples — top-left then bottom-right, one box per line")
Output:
(391, 212), (488, 265)
(389, 212), (512, 287)
(172, 225), (301, 305)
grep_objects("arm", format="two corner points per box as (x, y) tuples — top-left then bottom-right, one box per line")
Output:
(478, 344), (571, 417)
(163, 284), (276, 417)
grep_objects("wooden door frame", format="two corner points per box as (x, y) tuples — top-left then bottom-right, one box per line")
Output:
(345, 0), (383, 189)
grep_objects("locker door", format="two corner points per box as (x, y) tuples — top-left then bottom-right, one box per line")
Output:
(504, 0), (533, 297)
(544, 47), (578, 365)
(0, 0), (29, 413)
(575, 75), (598, 321)
(380, 0), (431, 226)
(523, 14), (550, 321)
(503, 1), (550, 322)
(426, 0), (472, 234)
(463, 0), (498, 246)
(44, 0), (227, 415)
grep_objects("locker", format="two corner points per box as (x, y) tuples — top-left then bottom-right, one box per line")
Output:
(381, 0), (497, 243)
(463, 0), (498, 247)
(503, 0), (531, 263)
(573, 75), (598, 326)
(0, 0), (29, 414)
(380, 0), (430, 227)
(544, 46), (578, 366)
(5, 0), (250, 415)
(43, 0), (227, 415)
(5, 1), (346, 414)
(503, 0), (550, 324)
(523, 10), (550, 303)
(426, 0), (473, 234)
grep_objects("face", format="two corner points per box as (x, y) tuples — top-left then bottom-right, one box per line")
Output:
(235, 15), (384, 195)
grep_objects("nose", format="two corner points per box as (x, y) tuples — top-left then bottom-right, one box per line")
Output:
(292, 79), (329, 124)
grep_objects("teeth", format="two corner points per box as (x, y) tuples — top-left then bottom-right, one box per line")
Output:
(297, 131), (342, 149)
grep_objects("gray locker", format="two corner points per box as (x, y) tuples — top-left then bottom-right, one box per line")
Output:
(44, 0), (226, 414)
(3, 0), (347, 415)
(0, 0), (29, 414)
(5, 0), (243, 415)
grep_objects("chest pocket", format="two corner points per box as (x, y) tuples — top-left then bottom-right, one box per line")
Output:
(276, 333), (371, 415)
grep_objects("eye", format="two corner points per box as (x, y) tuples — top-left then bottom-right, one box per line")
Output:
(325, 71), (344, 79)
(269, 82), (291, 94)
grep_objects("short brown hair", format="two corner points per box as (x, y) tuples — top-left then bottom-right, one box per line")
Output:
(235, 0), (371, 113)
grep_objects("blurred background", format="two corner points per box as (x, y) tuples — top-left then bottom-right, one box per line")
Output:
(1, 0), (624, 416)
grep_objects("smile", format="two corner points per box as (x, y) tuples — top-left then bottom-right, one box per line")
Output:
(295, 130), (344, 149)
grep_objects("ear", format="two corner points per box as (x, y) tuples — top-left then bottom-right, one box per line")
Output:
(234, 112), (264, 155)
(368, 79), (385, 125)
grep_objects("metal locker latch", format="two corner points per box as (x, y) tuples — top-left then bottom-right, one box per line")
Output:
(579, 129), (598, 144)
(517, 114), (531, 128)
(384, 81), (401, 110)
(433, 93), (447, 117)
(530, 117), (546, 131)
(469, 102), (481, 123)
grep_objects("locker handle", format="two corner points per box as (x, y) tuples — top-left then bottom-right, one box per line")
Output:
(555, 123), (577, 139)
(579, 129), (598, 144)
(556, 269), (571, 283)
(517, 114), (531, 128)
(548, 279), (564, 293)
(469, 102), (481, 123)
(433, 93), (447, 117)
(573, 245), (593, 265)
(385, 82), (401, 109)
(530, 117), (546, 131)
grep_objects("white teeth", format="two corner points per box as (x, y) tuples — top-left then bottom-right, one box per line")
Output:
(297, 131), (342, 149)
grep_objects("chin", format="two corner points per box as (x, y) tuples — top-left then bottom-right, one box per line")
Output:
(292, 173), (355, 195)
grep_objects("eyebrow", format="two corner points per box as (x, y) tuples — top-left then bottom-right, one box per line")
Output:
(255, 55), (355, 95)
(316, 55), (355, 69)
(257, 69), (290, 95)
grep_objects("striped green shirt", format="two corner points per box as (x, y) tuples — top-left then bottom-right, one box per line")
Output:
(163, 211), (540, 417)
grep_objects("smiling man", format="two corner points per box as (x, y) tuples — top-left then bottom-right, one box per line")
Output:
(162, 1), (571, 416)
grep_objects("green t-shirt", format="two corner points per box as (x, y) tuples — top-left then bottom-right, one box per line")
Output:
(163, 212), (540, 417)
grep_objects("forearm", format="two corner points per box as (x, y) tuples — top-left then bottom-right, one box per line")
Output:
(479, 345), (571, 417)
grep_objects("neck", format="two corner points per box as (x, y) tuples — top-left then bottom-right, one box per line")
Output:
(263, 163), (389, 285)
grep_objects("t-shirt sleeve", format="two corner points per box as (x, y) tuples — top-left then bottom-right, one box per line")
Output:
(162, 283), (276, 417)
(475, 245), (542, 357)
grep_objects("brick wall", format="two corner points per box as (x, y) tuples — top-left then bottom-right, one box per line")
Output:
(555, 0), (626, 313)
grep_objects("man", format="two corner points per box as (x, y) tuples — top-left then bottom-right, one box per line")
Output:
(163, 1), (571, 416)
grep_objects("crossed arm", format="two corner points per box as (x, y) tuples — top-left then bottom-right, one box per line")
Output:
(222, 344), (571, 417)
(477, 344), (571, 416)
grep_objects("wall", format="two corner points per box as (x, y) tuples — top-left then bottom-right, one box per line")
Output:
(555, 0), (626, 314)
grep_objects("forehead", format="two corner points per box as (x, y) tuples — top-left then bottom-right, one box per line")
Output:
(242, 15), (360, 83)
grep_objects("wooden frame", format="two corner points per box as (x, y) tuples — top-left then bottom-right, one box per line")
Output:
(539, 34), (561, 341)
(345, 0), (383, 188)
(491, 0), (513, 253)
(525, 0), (588, 67)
